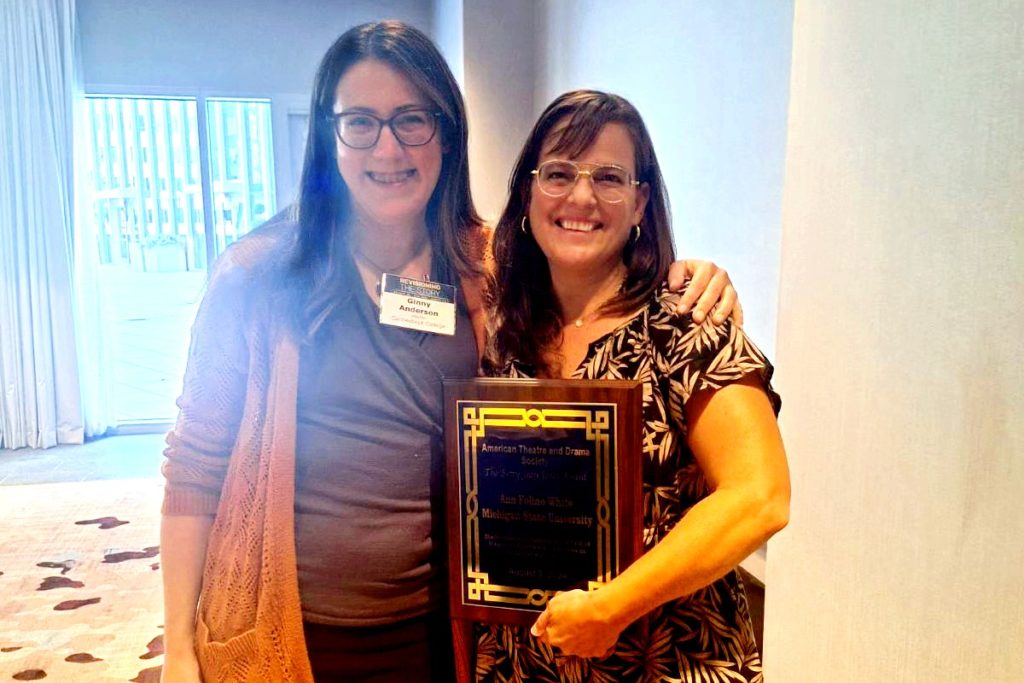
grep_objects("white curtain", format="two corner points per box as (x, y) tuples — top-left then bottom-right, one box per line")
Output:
(68, 16), (115, 441)
(0, 0), (111, 448)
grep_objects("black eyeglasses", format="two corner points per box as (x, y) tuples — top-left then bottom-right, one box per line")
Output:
(330, 108), (442, 149)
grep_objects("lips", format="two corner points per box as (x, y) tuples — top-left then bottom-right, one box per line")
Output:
(556, 219), (602, 233)
(366, 169), (417, 184)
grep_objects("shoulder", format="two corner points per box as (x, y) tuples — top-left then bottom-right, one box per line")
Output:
(198, 210), (299, 327)
(647, 284), (780, 411)
(459, 221), (495, 310)
(209, 210), (298, 291)
(465, 221), (494, 262)
(646, 282), (711, 337)
(645, 282), (737, 366)
(464, 223), (495, 278)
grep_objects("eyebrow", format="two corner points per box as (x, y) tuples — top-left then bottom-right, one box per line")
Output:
(333, 103), (429, 116)
(539, 157), (630, 170)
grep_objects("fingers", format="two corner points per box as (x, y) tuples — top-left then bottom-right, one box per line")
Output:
(691, 271), (733, 324)
(530, 609), (550, 638)
(706, 284), (738, 325)
(555, 643), (614, 659)
(666, 258), (697, 292)
(729, 298), (744, 327)
(675, 260), (713, 314)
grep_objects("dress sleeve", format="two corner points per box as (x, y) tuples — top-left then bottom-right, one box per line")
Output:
(161, 248), (253, 515)
(648, 288), (781, 433)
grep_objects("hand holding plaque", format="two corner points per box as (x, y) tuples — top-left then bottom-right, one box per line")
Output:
(530, 588), (622, 658)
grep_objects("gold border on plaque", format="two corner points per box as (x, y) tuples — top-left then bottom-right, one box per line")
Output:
(458, 403), (615, 609)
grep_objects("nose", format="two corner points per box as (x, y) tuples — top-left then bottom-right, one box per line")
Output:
(371, 123), (404, 158)
(567, 171), (598, 206)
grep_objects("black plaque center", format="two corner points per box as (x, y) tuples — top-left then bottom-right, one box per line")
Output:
(476, 429), (602, 591)
(456, 402), (618, 613)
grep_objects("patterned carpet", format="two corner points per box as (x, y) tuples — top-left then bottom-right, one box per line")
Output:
(0, 478), (165, 681)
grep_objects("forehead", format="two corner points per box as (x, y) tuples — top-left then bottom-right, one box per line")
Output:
(540, 121), (636, 170)
(334, 59), (429, 113)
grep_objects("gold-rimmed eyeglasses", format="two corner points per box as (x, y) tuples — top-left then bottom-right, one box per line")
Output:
(531, 160), (640, 203)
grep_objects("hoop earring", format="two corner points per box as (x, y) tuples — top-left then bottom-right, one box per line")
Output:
(630, 224), (641, 243)
(521, 216), (531, 235)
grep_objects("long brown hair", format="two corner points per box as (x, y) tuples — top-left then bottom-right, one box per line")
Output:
(292, 21), (483, 336)
(490, 90), (675, 374)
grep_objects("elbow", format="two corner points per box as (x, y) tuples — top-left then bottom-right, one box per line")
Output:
(762, 497), (789, 537)
(761, 485), (790, 540)
(753, 450), (791, 538)
(752, 486), (790, 539)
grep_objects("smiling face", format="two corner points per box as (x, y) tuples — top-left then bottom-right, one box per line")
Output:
(528, 122), (648, 280)
(333, 59), (443, 231)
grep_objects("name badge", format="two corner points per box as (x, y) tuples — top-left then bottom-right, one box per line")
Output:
(379, 273), (457, 336)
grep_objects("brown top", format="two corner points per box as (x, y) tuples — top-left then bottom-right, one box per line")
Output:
(294, 257), (478, 625)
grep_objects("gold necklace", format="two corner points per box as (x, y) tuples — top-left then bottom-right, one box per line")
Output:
(566, 279), (625, 328)
(572, 309), (604, 328)
(565, 290), (618, 327)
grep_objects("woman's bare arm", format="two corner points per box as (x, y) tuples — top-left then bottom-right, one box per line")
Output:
(160, 514), (213, 682)
(533, 375), (789, 657)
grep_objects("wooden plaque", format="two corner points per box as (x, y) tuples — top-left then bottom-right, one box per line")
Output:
(443, 378), (643, 627)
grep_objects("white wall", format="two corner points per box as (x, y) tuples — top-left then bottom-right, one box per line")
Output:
(432, 0), (464, 86)
(533, 0), (794, 355)
(460, 0), (536, 224)
(767, 2), (1024, 680)
(78, 0), (432, 94)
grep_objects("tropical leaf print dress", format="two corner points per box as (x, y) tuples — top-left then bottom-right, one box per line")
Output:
(475, 287), (781, 683)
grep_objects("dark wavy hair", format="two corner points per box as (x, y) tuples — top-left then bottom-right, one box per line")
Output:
(490, 90), (675, 375)
(291, 20), (482, 335)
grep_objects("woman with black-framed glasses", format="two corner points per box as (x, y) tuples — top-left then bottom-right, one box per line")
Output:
(159, 22), (744, 683)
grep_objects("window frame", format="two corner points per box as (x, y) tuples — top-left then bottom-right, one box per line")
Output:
(84, 84), (298, 276)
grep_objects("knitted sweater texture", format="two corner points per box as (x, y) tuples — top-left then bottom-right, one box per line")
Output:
(162, 219), (313, 681)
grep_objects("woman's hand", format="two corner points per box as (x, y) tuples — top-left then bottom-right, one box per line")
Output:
(160, 514), (212, 683)
(667, 259), (742, 326)
(160, 650), (202, 682)
(530, 589), (624, 659)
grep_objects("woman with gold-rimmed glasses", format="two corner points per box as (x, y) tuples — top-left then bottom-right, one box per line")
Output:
(476, 89), (790, 683)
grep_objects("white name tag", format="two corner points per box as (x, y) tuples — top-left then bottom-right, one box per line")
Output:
(378, 273), (457, 336)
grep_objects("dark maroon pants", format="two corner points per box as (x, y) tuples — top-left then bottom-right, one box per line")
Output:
(303, 613), (455, 683)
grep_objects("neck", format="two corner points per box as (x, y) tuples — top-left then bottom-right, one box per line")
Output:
(550, 261), (628, 327)
(349, 215), (430, 272)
